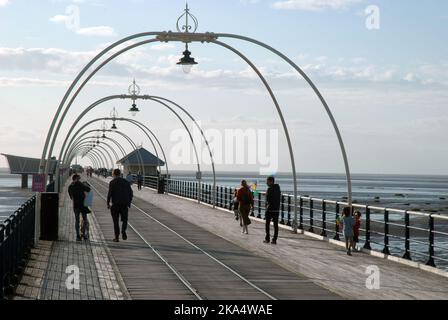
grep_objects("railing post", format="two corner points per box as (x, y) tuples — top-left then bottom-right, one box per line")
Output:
(426, 215), (436, 267)
(287, 196), (292, 226)
(402, 211), (411, 260)
(280, 195), (285, 225)
(363, 207), (372, 250)
(0, 225), (4, 299)
(382, 209), (391, 255)
(321, 201), (327, 237)
(334, 203), (340, 241)
(299, 197), (304, 230)
(257, 192), (262, 219)
(308, 199), (314, 233)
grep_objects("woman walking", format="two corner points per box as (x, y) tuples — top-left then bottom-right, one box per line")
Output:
(236, 180), (254, 234)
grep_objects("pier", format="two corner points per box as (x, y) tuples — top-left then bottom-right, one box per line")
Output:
(3, 175), (448, 300)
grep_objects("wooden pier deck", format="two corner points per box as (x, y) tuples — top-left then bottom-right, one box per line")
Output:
(14, 176), (448, 300)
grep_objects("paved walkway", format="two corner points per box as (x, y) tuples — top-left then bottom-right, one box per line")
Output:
(14, 183), (126, 300)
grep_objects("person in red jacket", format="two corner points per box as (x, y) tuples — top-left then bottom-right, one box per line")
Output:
(236, 180), (254, 234)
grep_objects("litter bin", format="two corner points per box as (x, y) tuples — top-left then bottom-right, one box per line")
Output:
(40, 192), (59, 241)
(157, 177), (166, 194)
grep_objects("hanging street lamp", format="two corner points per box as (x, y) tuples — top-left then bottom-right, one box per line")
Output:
(177, 43), (198, 74)
(110, 107), (119, 129)
(128, 79), (141, 117)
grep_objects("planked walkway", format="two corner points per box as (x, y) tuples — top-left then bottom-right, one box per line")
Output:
(95, 177), (448, 300)
(15, 176), (448, 300)
(88, 178), (339, 300)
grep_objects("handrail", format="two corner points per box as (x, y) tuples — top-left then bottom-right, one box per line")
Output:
(160, 177), (448, 270)
(0, 195), (36, 299)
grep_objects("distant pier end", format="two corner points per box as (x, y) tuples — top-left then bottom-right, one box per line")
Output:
(1, 154), (57, 188)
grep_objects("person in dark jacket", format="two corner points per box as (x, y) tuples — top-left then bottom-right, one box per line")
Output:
(68, 174), (91, 241)
(107, 169), (134, 242)
(264, 176), (281, 245)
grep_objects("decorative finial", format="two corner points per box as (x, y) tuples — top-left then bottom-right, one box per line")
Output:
(128, 79), (141, 97)
(176, 2), (198, 34)
(110, 107), (119, 120)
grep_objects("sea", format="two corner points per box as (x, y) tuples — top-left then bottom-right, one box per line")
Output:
(0, 169), (34, 223)
(172, 172), (448, 216)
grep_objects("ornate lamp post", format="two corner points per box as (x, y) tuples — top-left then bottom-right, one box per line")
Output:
(176, 4), (199, 74)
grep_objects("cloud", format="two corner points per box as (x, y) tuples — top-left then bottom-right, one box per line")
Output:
(75, 26), (116, 37)
(272, 0), (363, 11)
(0, 0), (9, 7)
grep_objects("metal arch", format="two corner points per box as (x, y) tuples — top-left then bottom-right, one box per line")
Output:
(59, 117), (167, 178)
(68, 141), (114, 168)
(65, 129), (126, 165)
(81, 152), (99, 169)
(75, 146), (107, 169)
(67, 130), (146, 179)
(216, 33), (353, 207)
(79, 149), (105, 169)
(43, 36), (216, 203)
(60, 121), (161, 193)
(84, 154), (99, 169)
(69, 143), (112, 169)
(147, 96), (217, 206)
(41, 31), (351, 214)
(74, 146), (106, 169)
(62, 130), (130, 163)
(57, 95), (200, 178)
(42, 38), (161, 177)
(209, 39), (298, 230)
(40, 33), (166, 176)
(67, 138), (117, 168)
(76, 148), (104, 169)
(70, 136), (126, 171)
(56, 95), (207, 203)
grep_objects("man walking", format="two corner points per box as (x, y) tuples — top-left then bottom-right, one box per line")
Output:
(68, 174), (91, 241)
(264, 176), (281, 245)
(107, 169), (133, 242)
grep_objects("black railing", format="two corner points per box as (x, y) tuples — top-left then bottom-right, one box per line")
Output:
(160, 178), (448, 271)
(0, 196), (36, 299)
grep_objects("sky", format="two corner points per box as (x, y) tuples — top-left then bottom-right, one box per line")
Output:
(0, 0), (447, 175)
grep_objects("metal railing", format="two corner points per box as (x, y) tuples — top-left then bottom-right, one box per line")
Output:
(156, 178), (448, 270)
(0, 196), (36, 299)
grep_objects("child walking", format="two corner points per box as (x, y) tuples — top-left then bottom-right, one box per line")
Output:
(342, 207), (355, 256)
(353, 211), (362, 251)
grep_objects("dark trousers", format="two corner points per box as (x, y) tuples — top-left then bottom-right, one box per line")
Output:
(74, 209), (89, 237)
(138, 181), (143, 191)
(111, 204), (129, 239)
(265, 211), (279, 241)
